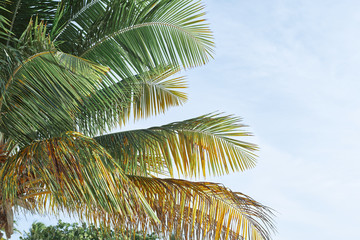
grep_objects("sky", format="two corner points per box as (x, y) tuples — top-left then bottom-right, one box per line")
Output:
(14, 0), (360, 239)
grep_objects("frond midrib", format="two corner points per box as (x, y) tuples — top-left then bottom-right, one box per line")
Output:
(140, 79), (187, 99)
(151, 127), (255, 149)
(53, 0), (102, 41)
(0, 51), (55, 110)
(81, 21), (208, 57)
(6, 0), (21, 45)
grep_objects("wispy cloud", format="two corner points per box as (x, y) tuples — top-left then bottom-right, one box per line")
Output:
(195, 1), (360, 239)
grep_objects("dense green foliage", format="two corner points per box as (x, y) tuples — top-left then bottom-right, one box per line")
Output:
(20, 221), (158, 240)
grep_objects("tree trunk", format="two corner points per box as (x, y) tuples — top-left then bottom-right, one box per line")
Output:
(0, 201), (14, 239)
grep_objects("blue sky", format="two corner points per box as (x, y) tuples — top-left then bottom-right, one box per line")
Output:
(198, 1), (360, 239)
(14, 1), (360, 239)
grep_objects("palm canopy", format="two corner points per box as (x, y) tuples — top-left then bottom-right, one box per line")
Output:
(0, 0), (275, 239)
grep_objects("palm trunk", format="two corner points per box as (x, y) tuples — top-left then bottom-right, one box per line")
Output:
(0, 201), (14, 239)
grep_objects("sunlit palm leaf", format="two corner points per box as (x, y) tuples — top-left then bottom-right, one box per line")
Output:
(128, 176), (275, 240)
(95, 114), (258, 177)
(0, 131), (158, 226)
(122, 66), (187, 122)
(77, 66), (187, 136)
(53, 0), (213, 80)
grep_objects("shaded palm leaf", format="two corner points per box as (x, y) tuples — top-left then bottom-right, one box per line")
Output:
(95, 114), (258, 177)
(0, 1), (11, 41)
(16, 16), (56, 57)
(0, 50), (109, 144)
(1, 0), (59, 45)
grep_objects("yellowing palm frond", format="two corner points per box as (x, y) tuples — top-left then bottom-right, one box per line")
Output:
(96, 113), (257, 178)
(0, 131), (158, 227)
(123, 66), (188, 121)
(128, 176), (275, 240)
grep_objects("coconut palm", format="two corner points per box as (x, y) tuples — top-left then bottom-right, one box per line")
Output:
(0, 0), (275, 239)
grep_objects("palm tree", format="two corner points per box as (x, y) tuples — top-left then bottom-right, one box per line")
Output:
(0, 0), (275, 239)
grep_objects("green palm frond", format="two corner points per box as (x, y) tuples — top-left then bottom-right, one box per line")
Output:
(121, 66), (187, 122)
(0, 50), (109, 144)
(1, 0), (59, 44)
(75, 73), (136, 136)
(76, 66), (187, 136)
(17, 16), (56, 56)
(0, 1), (11, 41)
(95, 114), (258, 177)
(53, 0), (213, 80)
(128, 176), (275, 240)
(0, 131), (158, 226)
(51, 0), (107, 41)
(0, 15), (10, 40)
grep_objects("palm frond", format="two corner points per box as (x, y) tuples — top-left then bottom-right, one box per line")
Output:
(0, 1), (11, 41)
(0, 131), (158, 227)
(95, 114), (258, 178)
(1, 0), (59, 44)
(0, 50), (109, 144)
(16, 16), (56, 57)
(128, 176), (275, 240)
(52, 0), (213, 80)
(128, 66), (187, 120)
(117, 66), (187, 123)
(74, 72), (136, 136)
(76, 66), (187, 136)
(51, 0), (107, 42)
